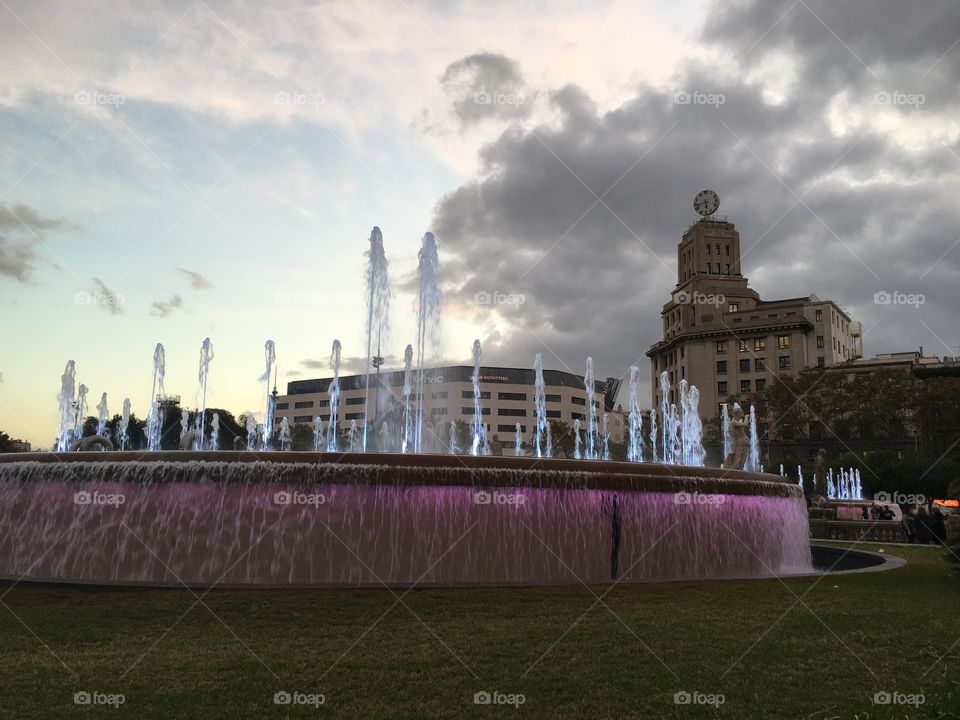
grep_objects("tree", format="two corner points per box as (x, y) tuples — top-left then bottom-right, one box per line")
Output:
(0, 431), (14, 453)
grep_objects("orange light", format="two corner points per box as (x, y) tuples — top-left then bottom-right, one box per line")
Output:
(933, 498), (959, 508)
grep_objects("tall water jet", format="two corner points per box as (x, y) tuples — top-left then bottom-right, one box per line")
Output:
(95, 392), (109, 437)
(648, 408), (658, 464)
(545, 422), (553, 458)
(279, 417), (291, 451)
(448, 420), (458, 455)
(721, 403), (732, 466)
(146, 344), (166, 451)
(74, 384), (89, 444)
(179, 408), (190, 444)
(681, 384), (705, 466)
(470, 339), (487, 456)
(514, 423), (522, 456)
(747, 405), (760, 472)
(533, 353), (548, 458)
(584, 357), (597, 460)
(210, 412), (220, 451)
(312, 416), (324, 452)
(658, 371), (670, 463)
(245, 413), (258, 451)
(400, 344), (414, 453)
(196, 338), (214, 451)
(627, 367), (643, 462)
(326, 340), (342, 452)
(362, 226), (391, 452)
(260, 340), (276, 450)
(573, 418), (582, 460)
(414, 232), (441, 453)
(56, 360), (77, 452)
(118, 398), (131, 450)
(601, 413), (610, 461)
(348, 420), (360, 452)
(797, 465), (804, 489)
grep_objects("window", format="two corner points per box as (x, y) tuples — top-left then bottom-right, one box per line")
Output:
(546, 410), (561, 419)
(754, 337), (766, 351)
(739, 339), (750, 352)
(431, 407), (447, 416)
(545, 394), (561, 403)
(293, 415), (311, 423)
(725, 264), (730, 274)
(499, 408), (526, 417)
(725, 245), (730, 256)
(755, 358), (766, 371)
(432, 391), (448, 399)
(571, 412), (585, 420)
(571, 396), (586, 406)
(815, 309), (823, 322)
(716, 340), (727, 353)
(319, 415), (330, 422)
(498, 424), (526, 433)
(739, 359), (750, 372)
(706, 244), (711, 254)
(717, 381), (728, 394)
(462, 407), (491, 415)
(817, 356), (825, 368)
(816, 336), (824, 349)
(728, 303), (739, 313)
(740, 380), (751, 393)
(275, 402), (289, 410)
(755, 379), (766, 392)
(319, 399), (330, 407)
(462, 390), (491, 400)
(345, 412), (365, 420)
(498, 392), (527, 401)
(777, 335), (790, 349)
(345, 397), (364, 405)
(294, 401), (313, 409)
(778, 356), (791, 370)
(717, 360), (727, 374)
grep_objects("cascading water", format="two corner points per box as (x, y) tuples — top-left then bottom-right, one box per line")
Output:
(56, 360), (77, 452)
(747, 405), (760, 472)
(196, 338), (214, 451)
(74, 384), (88, 444)
(279, 417), (291, 451)
(584, 357), (597, 460)
(648, 408), (658, 464)
(470, 339), (487, 456)
(348, 420), (360, 452)
(533, 353), (548, 458)
(681, 383), (705, 466)
(658, 371), (670, 463)
(545, 423), (553, 458)
(210, 413), (220, 451)
(721, 403), (732, 467)
(312, 416), (324, 452)
(573, 418), (582, 460)
(246, 413), (258, 451)
(601, 413), (610, 461)
(798, 465), (804, 489)
(627, 367), (643, 462)
(362, 226), (390, 452)
(96, 392), (109, 437)
(326, 340), (342, 452)
(514, 423), (522, 456)
(118, 398), (131, 450)
(179, 409), (190, 444)
(260, 340), (276, 450)
(448, 420), (458, 455)
(400, 344), (414, 453)
(414, 232), (441, 454)
(146, 344), (166, 452)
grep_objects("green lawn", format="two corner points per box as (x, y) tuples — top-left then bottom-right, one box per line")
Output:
(1, 543), (958, 719)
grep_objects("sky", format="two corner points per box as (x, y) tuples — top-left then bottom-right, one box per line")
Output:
(1, 0), (959, 449)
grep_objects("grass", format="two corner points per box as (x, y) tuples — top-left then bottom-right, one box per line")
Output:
(0, 543), (958, 719)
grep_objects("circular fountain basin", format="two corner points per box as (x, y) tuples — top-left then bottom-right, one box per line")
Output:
(0, 452), (811, 588)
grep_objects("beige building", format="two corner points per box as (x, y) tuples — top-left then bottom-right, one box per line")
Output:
(273, 365), (616, 451)
(646, 215), (862, 418)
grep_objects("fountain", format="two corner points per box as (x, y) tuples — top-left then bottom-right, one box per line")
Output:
(245, 413), (258, 451)
(278, 417), (291, 451)
(260, 341), (276, 450)
(312, 416), (324, 452)
(146, 344), (166, 452)
(747, 405), (760, 472)
(584, 357), (597, 460)
(414, 232), (441, 453)
(448, 420), (458, 454)
(533, 353), (548, 458)
(348, 420), (360, 452)
(196, 338), (214, 451)
(210, 412), (220, 451)
(470, 339), (487, 456)
(118, 398), (131, 451)
(56, 360), (77, 452)
(573, 418), (582, 460)
(648, 408), (658, 464)
(721, 403), (732, 467)
(326, 340), (342, 452)
(95, 392), (109, 437)
(627, 367), (643, 463)
(362, 227), (390, 452)
(74, 384), (89, 445)
(601, 413), (610, 461)
(401, 344), (414, 454)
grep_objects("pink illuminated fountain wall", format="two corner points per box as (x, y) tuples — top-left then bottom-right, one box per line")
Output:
(0, 454), (811, 588)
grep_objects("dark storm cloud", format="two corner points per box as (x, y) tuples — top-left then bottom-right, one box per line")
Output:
(430, 10), (960, 393)
(0, 202), (72, 282)
(149, 294), (183, 317)
(440, 52), (533, 128)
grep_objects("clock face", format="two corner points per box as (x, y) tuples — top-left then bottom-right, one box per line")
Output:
(693, 189), (720, 216)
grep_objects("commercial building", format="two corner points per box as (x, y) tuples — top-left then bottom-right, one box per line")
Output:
(646, 213), (862, 418)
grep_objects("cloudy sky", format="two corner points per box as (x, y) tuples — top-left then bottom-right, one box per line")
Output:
(1, 0), (959, 448)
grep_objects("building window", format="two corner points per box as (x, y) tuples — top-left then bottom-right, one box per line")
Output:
(545, 394), (561, 403)
(345, 412), (365, 420)
(706, 244), (711, 254)
(546, 410), (561, 418)
(777, 335), (790, 349)
(725, 263), (730, 274)
(498, 424), (526, 433)
(571, 412), (585, 420)
(778, 356), (791, 370)
(740, 380), (751, 393)
(275, 402), (289, 410)
(294, 401), (313, 409)
(462, 390), (491, 400)
(717, 381), (728, 395)
(498, 392), (527, 401)
(728, 303), (739, 313)
(816, 336), (824, 348)
(431, 407), (447, 416)
(817, 356), (825, 368)
(572, 396), (586, 406)
(717, 360), (727, 374)
(462, 407), (491, 415)
(815, 309), (823, 322)
(293, 415), (311, 423)
(716, 340), (727, 353)
(499, 408), (526, 417)
(755, 358), (766, 371)
(754, 337), (766, 351)
(345, 397), (364, 405)
(432, 391), (448, 399)
(319, 399), (330, 408)
(739, 359), (750, 372)
(755, 379), (766, 392)
(725, 245), (730, 256)
(739, 339), (749, 352)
